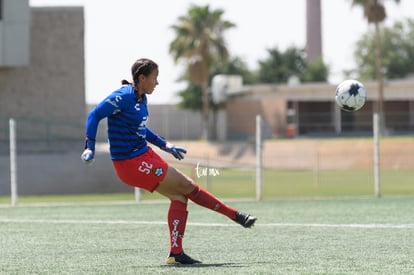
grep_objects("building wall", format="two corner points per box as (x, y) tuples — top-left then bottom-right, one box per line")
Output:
(0, 0), (30, 66)
(0, 7), (85, 144)
(0, 152), (131, 196)
(226, 98), (261, 139)
(261, 98), (287, 137)
(140, 104), (203, 140)
(0, 7), (120, 196)
(226, 80), (414, 138)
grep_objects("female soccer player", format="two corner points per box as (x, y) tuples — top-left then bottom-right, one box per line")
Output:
(81, 58), (256, 265)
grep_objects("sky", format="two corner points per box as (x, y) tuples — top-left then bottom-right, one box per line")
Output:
(29, 0), (414, 105)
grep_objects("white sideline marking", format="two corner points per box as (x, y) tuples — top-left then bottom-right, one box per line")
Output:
(0, 219), (414, 229)
(260, 223), (414, 229)
(0, 219), (167, 225)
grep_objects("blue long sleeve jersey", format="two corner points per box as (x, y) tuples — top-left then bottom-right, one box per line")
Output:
(85, 84), (165, 160)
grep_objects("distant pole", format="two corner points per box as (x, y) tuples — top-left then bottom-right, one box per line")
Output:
(306, 0), (322, 61)
(9, 118), (18, 206)
(134, 188), (141, 203)
(256, 115), (263, 201)
(373, 112), (381, 198)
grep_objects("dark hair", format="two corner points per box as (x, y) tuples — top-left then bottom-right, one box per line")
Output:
(121, 58), (158, 89)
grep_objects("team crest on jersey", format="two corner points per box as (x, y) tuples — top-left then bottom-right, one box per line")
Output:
(153, 167), (164, 177)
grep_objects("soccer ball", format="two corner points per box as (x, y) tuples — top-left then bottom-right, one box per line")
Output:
(335, 79), (367, 112)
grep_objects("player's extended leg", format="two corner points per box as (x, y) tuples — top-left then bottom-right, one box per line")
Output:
(156, 166), (257, 264)
(186, 184), (257, 228)
(157, 166), (257, 227)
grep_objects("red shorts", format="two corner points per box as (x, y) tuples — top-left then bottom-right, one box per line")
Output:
(112, 147), (168, 192)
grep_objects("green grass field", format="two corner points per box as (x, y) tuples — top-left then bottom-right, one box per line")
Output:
(1, 197), (414, 274)
(1, 164), (413, 273)
(195, 168), (414, 199)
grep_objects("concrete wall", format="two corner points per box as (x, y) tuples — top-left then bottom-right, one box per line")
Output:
(87, 103), (204, 142)
(147, 104), (203, 140)
(0, 0), (30, 66)
(0, 7), (114, 196)
(0, 151), (132, 196)
(0, 7), (85, 142)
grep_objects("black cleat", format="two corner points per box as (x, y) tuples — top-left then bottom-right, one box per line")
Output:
(166, 252), (202, 265)
(234, 211), (257, 228)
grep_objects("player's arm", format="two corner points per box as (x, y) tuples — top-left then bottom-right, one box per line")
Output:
(81, 94), (123, 165)
(146, 128), (186, 160)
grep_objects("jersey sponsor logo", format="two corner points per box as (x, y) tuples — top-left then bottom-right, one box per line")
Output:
(140, 116), (148, 127)
(171, 219), (181, 248)
(153, 167), (164, 177)
(136, 117), (148, 139)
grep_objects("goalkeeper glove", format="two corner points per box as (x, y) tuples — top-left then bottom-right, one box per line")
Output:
(161, 142), (187, 160)
(81, 148), (95, 165)
(81, 137), (95, 165)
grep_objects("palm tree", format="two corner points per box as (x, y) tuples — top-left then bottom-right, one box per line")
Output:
(169, 4), (235, 140)
(351, 0), (401, 133)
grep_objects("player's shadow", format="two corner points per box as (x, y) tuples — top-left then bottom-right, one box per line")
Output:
(160, 262), (245, 268)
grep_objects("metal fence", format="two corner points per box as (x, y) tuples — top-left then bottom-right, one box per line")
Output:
(0, 116), (84, 154)
(0, 113), (413, 199)
(2, 109), (414, 154)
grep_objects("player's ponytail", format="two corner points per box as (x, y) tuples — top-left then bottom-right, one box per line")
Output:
(121, 79), (131, 85)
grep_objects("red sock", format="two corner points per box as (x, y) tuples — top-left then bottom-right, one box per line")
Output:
(168, 200), (188, 255)
(186, 185), (237, 220)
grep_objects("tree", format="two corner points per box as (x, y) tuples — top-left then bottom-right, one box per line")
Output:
(177, 57), (256, 110)
(302, 57), (329, 82)
(177, 82), (203, 111)
(353, 18), (414, 80)
(350, 0), (401, 133)
(258, 47), (306, 83)
(169, 5), (235, 140)
(177, 57), (256, 117)
(257, 46), (328, 84)
(210, 56), (258, 85)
